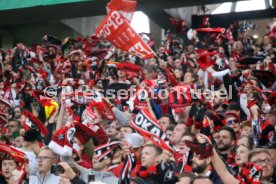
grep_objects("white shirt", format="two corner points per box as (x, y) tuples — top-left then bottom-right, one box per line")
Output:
(17, 148), (38, 175)
(29, 171), (60, 184)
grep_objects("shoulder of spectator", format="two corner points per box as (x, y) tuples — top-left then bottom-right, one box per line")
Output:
(70, 175), (86, 184)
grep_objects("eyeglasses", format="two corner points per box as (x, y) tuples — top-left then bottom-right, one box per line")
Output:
(252, 158), (271, 165)
(226, 119), (238, 125)
(36, 156), (54, 161)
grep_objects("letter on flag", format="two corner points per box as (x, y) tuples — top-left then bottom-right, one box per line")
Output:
(130, 109), (176, 153)
(95, 11), (155, 60)
(106, 0), (138, 22)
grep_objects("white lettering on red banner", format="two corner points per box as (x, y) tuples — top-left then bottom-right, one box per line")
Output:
(131, 110), (173, 151)
(96, 11), (155, 60)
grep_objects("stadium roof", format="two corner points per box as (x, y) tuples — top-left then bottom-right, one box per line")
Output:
(0, 0), (274, 28)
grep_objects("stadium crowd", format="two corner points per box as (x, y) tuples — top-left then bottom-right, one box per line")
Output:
(0, 5), (276, 184)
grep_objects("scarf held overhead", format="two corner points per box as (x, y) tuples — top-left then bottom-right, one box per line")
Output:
(130, 109), (176, 153)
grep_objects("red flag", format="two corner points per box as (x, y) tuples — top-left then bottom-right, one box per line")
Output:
(95, 11), (155, 60)
(106, 0), (137, 22)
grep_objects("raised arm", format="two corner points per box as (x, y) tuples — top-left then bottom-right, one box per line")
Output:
(197, 134), (239, 184)
(56, 102), (65, 130)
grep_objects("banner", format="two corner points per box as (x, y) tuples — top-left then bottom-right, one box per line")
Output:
(130, 109), (176, 153)
(95, 11), (155, 60)
(106, 0), (137, 22)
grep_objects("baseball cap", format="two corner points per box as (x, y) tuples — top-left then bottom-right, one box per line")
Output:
(124, 133), (144, 148)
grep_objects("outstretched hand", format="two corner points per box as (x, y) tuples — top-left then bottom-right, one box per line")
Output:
(196, 133), (211, 144)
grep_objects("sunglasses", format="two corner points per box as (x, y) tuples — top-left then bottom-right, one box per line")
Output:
(226, 119), (238, 125)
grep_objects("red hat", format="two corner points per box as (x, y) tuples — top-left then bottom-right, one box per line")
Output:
(22, 111), (48, 141)
(0, 143), (28, 166)
(94, 141), (121, 162)
(0, 143), (28, 183)
(49, 124), (76, 156)
(0, 142), (28, 163)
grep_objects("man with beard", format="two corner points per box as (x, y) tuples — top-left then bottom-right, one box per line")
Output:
(191, 176), (214, 184)
(216, 126), (236, 164)
(249, 148), (276, 184)
(191, 153), (223, 183)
